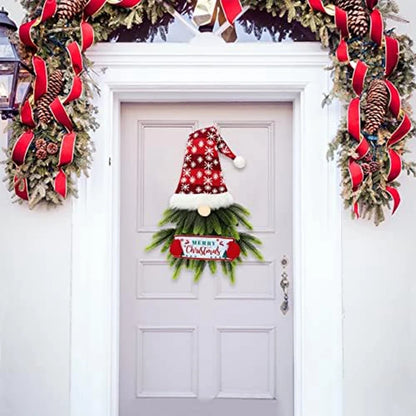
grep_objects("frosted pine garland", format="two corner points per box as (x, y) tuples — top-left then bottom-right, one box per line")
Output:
(6, 0), (416, 224)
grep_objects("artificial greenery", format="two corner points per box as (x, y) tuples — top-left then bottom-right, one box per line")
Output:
(5, 0), (416, 224)
(146, 204), (263, 282)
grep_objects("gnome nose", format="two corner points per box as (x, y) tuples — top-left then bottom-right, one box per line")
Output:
(198, 205), (211, 217)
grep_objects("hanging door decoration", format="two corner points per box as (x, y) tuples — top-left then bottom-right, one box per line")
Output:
(146, 126), (263, 282)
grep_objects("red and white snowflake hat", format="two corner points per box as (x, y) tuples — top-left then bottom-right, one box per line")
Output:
(169, 126), (246, 210)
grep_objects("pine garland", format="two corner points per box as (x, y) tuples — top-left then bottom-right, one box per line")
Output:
(5, 0), (416, 224)
(146, 204), (263, 282)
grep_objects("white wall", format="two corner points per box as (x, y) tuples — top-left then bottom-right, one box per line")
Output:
(0, 1), (415, 416)
(342, 2), (416, 415)
(0, 3), (71, 416)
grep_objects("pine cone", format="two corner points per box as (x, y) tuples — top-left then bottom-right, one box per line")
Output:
(36, 148), (48, 160)
(46, 142), (59, 155)
(369, 161), (381, 173)
(364, 79), (389, 135)
(361, 163), (371, 175)
(335, 0), (361, 10)
(35, 70), (64, 124)
(335, 0), (370, 37)
(35, 138), (47, 149)
(348, 6), (370, 37)
(57, 0), (88, 20)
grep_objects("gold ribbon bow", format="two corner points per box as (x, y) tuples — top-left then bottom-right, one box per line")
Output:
(193, 0), (238, 42)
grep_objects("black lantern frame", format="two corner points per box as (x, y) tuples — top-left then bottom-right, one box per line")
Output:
(0, 7), (32, 120)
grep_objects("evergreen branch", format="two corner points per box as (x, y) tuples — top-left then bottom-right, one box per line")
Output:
(172, 258), (184, 280)
(209, 212), (223, 235)
(182, 210), (198, 233)
(239, 233), (264, 261)
(216, 207), (239, 227)
(228, 205), (254, 230)
(192, 215), (207, 235)
(208, 261), (217, 275)
(145, 228), (175, 251)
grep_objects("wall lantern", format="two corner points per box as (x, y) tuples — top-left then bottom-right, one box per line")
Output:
(0, 7), (32, 120)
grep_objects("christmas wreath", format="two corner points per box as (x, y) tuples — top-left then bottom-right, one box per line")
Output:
(5, 0), (416, 226)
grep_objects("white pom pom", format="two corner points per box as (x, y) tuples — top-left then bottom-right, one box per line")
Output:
(233, 156), (246, 169)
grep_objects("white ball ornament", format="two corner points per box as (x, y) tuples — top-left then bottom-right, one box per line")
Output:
(233, 156), (246, 169)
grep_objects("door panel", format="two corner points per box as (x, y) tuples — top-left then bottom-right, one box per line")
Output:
(120, 102), (293, 416)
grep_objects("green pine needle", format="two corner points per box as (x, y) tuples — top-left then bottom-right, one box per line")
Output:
(208, 261), (217, 275)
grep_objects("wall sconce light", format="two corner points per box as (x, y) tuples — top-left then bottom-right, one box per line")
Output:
(0, 7), (32, 120)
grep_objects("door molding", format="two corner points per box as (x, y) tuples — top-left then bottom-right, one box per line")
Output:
(71, 42), (343, 416)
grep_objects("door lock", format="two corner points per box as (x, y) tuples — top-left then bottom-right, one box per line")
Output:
(280, 256), (290, 315)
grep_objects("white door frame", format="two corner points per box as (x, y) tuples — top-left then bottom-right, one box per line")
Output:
(71, 42), (343, 416)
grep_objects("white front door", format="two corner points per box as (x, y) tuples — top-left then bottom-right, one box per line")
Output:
(119, 102), (293, 416)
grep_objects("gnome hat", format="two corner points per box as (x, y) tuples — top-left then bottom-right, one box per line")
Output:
(169, 126), (245, 210)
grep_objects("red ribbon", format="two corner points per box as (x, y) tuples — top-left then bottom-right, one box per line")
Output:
(11, 130), (34, 200)
(110, 0), (143, 7)
(54, 133), (77, 198)
(383, 80), (412, 214)
(58, 133), (77, 166)
(347, 98), (369, 218)
(49, 40), (84, 196)
(19, 0), (57, 49)
(19, 20), (39, 50)
(48, 33), (93, 197)
(349, 159), (364, 190)
(336, 38), (350, 63)
(33, 56), (48, 102)
(307, 0), (327, 14)
(50, 41), (88, 196)
(387, 148), (402, 182)
(49, 41), (85, 140)
(388, 113), (412, 147)
(13, 56), (39, 201)
(81, 21), (95, 51)
(353, 202), (360, 218)
(352, 61), (368, 96)
(354, 137), (370, 160)
(54, 169), (68, 198)
(67, 42), (84, 75)
(385, 36), (399, 77)
(20, 100), (36, 127)
(385, 80), (401, 118)
(11, 130), (34, 166)
(220, 0), (243, 24)
(14, 176), (29, 201)
(348, 98), (361, 140)
(335, 7), (349, 38)
(366, 0), (378, 10)
(347, 99), (370, 162)
(84, 0), (107, 16)
(369, 8), (404, 215)
(64, 76), (83, 104)
(370, 9), (383, 46)
(385, 186), (400, 215)
(50, 98), (73, 131)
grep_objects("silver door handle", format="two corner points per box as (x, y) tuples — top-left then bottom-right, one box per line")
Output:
(280, 256), (289, 315)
